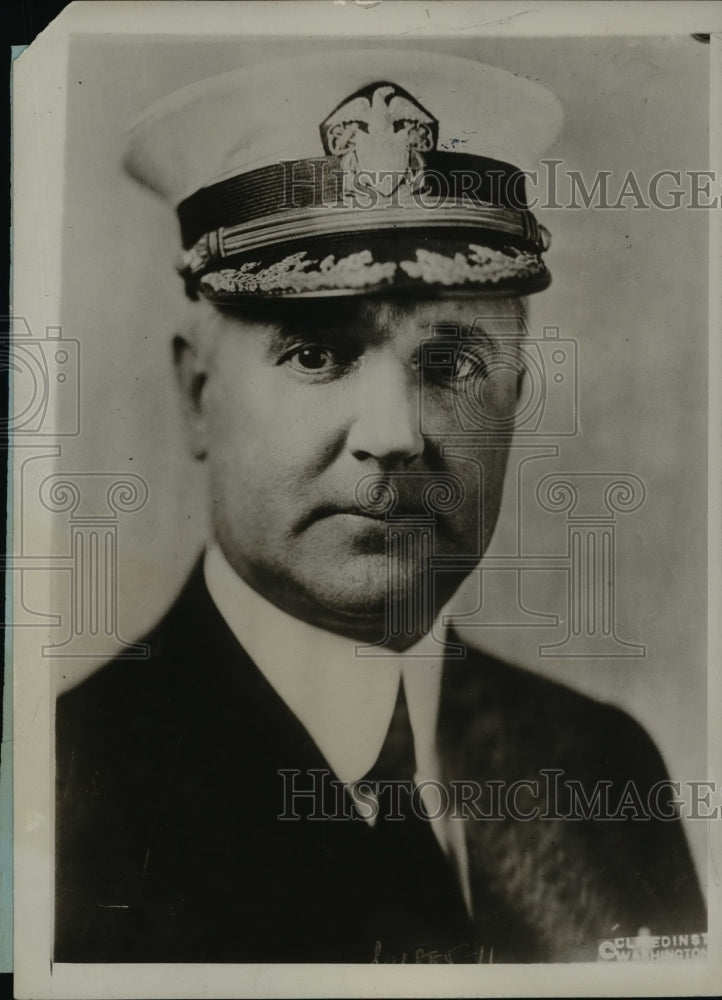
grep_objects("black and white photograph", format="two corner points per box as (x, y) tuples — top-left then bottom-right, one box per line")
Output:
(9, 2), (722, 996)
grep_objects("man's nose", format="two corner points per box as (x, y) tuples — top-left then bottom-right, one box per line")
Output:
(346, 357), (424, 467)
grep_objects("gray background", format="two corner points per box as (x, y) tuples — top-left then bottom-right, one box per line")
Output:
(52, 35), (709, 874)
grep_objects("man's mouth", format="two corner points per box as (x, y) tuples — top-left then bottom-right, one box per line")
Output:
(298, 474), (465, 533)
(299, 502), (436, 532)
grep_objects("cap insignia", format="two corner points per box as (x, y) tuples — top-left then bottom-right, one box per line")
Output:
(320, 82), (438, 205)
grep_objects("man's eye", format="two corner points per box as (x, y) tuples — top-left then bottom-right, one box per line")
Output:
(423, 350), (487, 387)
(292, 346), (333, 370)
(281, 344), (343, 375)
(454, 352), (486, 381)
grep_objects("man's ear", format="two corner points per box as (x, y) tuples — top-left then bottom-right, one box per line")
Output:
(172, 333), (210, 460)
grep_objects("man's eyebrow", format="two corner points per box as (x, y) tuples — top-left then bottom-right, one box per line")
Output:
(429, 321), (504, 349)
(218, 300), (353, 335)
(263, 325), (302, 357)
(465, 324), (502, 348)
(262, 320), (352, 358)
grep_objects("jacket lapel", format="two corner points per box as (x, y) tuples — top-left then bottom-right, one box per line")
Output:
(437, 634), (617, 961)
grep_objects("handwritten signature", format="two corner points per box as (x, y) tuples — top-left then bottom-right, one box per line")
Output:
(373, 939), (494, 964)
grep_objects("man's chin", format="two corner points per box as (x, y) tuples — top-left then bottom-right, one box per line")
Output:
(286, 554), (444, 643)
(308, 560), (400, 622)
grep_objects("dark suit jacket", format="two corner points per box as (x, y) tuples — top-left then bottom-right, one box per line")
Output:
(55, 562), (705, 963)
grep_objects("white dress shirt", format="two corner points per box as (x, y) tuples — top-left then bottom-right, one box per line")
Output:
(203, 543), (472, 913)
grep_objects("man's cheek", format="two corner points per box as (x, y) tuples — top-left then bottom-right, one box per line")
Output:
(455, 450), (510, 546)
(420, 392), (465, 437)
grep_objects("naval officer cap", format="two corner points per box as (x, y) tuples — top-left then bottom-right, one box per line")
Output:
(124, 50), (563, 300)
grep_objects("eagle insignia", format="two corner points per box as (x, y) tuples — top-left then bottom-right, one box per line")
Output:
(320, 82), (438, 204)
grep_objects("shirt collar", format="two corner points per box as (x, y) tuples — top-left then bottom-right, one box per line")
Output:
(203, 543), (446, 786)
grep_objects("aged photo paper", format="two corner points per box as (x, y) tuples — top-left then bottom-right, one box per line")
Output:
(9, 2), (722, 996)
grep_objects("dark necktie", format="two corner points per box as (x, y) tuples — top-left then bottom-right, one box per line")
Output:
(362, 679), (477, 962)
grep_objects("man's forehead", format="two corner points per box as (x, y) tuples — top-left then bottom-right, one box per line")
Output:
(349, 294), (525, 325)
(216, 293), (526, 338)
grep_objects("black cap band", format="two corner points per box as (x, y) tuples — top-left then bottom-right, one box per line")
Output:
(177, 151), (535, 251)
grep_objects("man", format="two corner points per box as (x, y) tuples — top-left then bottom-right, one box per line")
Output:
(55, 49), (705, 964)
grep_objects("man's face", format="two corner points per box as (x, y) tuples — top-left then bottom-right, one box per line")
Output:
(180, 294), (524, 645)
